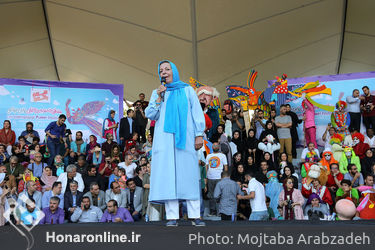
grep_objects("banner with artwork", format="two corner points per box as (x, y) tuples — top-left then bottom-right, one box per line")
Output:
(0, 78), (123, 143)
(267, 72), (375, 147)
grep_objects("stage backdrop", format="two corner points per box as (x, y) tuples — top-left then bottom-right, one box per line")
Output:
(0, 78), (123, 143)
(268, 71), (375, 148)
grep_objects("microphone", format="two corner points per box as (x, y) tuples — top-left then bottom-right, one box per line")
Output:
(160, 77), (166, 101)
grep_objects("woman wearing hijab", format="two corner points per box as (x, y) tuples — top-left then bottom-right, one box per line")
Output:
(232, 130), (245, 155)
(145, 60), (205, 226)
(232, 152), (243, 169)
(279, 165), (299, 189)
(40, 166), (57, 192)
(230, 163), (246, 186)
(262, 152), (277, 171)
(103, 110), (118, 142)
(267, 109), (278, 133)
(361, 149), (375, 176)
(259, 121), (279, 142)
(278, 152), (297, 177)
(245, 155), (257, 173)
(265, 171), (283, 218)
(245, 129), (258, 163)
(278, 177), (305, 220)
(211, 124), (225, 143)
(86, 135), (99, 163)
(258, 121), (279, 163)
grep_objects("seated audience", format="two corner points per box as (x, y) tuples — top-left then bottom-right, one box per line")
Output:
(71, 196), (103, 223)
(100, 200), (133, 223)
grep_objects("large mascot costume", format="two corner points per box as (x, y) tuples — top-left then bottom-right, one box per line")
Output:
(331, 101), (350, 137)
(196, 85), (220, 141)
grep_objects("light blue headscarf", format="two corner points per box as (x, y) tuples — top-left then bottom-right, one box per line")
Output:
(101, 110), (115, 137)
(265, 170), (282, 218)
(158, 60), (189, 150)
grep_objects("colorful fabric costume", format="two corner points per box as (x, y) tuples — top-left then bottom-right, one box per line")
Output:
(319, 150), (337, 173)
(339, 147), (361, 174)
(302, 183), (333, 206)
(352, 132), (370, 160)
(330, 133), (345, 162)
(357, 193), (375, 219)
(331, 101), (350, 136)
(302, 98), (317, 147)
(17, 171), (42, 193)
(301, 151), (319, 178)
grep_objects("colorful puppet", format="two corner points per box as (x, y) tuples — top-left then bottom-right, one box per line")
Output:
(257, 91), (271, 119)
(225, 70), (261, 110)
(301, 151), (320, 179)
(189, 77), (221, 140)
(270, 74), (288, 104)
(267, 75), (334, 112)
(331, 100), (350, 136)
(301, 164), (332, 206)
(65, 99), (105, 136)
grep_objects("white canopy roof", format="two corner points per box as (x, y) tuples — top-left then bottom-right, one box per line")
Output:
(0, 0), (374, 101)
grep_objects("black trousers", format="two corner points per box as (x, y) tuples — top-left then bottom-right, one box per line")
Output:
(221, 214), (233, 221)
(349, 112), (361, 131)
(363, 115), (375, 130)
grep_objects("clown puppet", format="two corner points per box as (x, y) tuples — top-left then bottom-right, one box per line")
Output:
(301, 164), (332, 207)
(196, 86), (220, 140)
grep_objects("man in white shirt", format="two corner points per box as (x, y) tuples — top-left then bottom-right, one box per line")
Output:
(346, 89), (361, 132)
(118, 154), (137, 178)
(205, 142), (228, 216)
(71, 196), (103, 223)
(237, 171), (268, 221)
(300, 142), (320, 163)
(322, 125), (336, 151)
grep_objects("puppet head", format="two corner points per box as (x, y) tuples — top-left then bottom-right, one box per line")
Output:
(352, 132), (365, 146)
(306, 164), (328, 186)
(335, 199), (357, 220)
(197, 86), (219, 109)
(335, 100), (347, 111)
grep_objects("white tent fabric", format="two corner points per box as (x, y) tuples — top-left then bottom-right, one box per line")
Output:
(0, 0), (374, 102)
